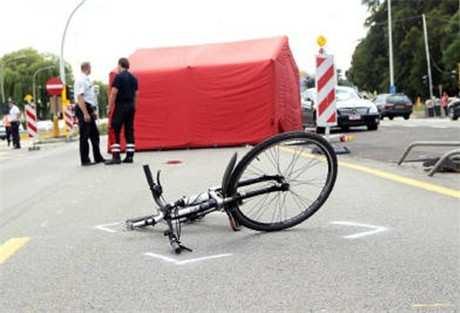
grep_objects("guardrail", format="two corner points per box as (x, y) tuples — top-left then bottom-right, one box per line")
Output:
(398, 141), (460, 176)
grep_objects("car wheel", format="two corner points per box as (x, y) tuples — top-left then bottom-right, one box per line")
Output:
(403, 114), (410, 120)
(388, 116), (394, 120)
(449, 108), (458, 121)
(367, 123), (378, 131)
(341, 126), (349, 132)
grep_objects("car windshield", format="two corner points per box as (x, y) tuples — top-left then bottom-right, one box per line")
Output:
(387, 95), (410, 102)
(336, 88), (359, 101)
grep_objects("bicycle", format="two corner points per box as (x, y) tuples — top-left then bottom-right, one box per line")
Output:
(126, 131), (338, 254)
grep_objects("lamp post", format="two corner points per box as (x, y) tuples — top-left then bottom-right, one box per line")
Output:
(0, 55), (27, 103)
(387, 0), (395, 94)
(33, 65), (55, 105)
(60, 0), (87, 85)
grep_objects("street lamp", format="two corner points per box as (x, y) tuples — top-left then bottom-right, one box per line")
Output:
(0, 55), (27, 103)
(387, 0), (395, 94)
(33, 65), (55, 104)
(60, 0), (88, 85)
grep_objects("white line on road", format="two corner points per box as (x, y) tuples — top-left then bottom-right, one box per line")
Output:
(331, 221), (388, 239)
(93, 222), (123, 233)
(40, 220), (48, 228)
(144, 252), (232, 265)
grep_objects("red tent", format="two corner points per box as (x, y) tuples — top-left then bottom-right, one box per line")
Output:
(108, 36), (302, 151)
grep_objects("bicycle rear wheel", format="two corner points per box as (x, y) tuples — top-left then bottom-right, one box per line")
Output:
(227, 131), (337, 231)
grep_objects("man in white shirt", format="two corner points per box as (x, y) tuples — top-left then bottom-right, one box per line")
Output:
(8, 98), (21, 149)
(74, 62), (105, 166)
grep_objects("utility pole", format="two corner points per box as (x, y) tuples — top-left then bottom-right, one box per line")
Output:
(387, 0), (395, 94)
(422, 14), (434, 100)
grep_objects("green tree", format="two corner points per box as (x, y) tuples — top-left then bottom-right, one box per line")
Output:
(1, 48), (73, 119)
(349, 0), (459, 100)
(94, 81), (108, 118)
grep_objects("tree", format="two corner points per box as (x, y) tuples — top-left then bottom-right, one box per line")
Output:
(348, 0), (459, 100)
(1, 48), (73, 119)
(94, 81), (108, 118)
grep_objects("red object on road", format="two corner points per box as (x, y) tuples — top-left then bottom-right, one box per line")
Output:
(46, 77), (64, 96)
(108, 36), (302, 152)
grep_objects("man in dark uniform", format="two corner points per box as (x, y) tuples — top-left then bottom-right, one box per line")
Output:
(106, 58), (138, 165)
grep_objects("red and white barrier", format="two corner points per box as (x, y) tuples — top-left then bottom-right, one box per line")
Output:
(25, 104), (38, 138)
(315, 53), (337, 127)
(64, 106), (75, 132)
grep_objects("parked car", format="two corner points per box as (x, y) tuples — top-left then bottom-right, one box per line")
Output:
(301, 86), (380, 131)
(447, 98), (460, 120)
(373, 93), (413, 120)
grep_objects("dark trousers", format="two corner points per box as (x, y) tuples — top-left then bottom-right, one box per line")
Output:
(5, 126), (12, 146)
(111, 104), (135, 145)
(76, 104), (104, 164)
(10, 121), (20, 148)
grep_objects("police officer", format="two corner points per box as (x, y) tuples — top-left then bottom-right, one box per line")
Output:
(106, 58), (138, 165)
(74, 62), (105, 166)
(7, 98), (21, 149)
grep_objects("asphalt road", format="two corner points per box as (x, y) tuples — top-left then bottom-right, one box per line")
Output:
(0, 122), (459, 313)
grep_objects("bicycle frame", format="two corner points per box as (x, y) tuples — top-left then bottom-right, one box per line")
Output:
(125, 165), (289, 253)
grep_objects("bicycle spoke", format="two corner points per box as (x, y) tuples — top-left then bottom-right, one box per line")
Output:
(252, 191), (280, 221)
(284, 145), (305, 179)
(289, 159), (322, 182)
(289, 190), (315, 213)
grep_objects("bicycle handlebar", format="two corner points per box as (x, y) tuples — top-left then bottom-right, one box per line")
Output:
(143, 165), (155, 187)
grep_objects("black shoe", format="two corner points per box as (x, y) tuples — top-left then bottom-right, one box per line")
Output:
(81, 161), (96, 167)
(122, 157), (133, 163)
(94, 157), (106, 164)
(105, 159), (121, 165)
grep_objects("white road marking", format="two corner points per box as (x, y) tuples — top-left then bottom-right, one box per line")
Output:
(93, 222), (123, 233)
(412, 303), (452, 308)
(331, 221), (388, 239)
(144, 252), (232, 265)
(40, 220), (48, 228)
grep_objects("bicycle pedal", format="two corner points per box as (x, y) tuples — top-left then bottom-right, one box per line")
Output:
(179, 244), (193, 252)
(226, 212), (241, 232)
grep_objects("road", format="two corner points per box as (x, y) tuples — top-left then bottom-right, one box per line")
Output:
(0, 121), (459, 313)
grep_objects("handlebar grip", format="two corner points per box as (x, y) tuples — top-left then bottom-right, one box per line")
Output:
(143, 165), (155, 187)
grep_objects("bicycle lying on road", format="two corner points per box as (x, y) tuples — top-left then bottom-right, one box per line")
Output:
(126, 131), (338, 254)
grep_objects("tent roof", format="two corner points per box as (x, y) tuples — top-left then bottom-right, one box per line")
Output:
(128, 36), (288, 71)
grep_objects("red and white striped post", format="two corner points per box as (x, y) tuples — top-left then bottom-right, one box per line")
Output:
(314, 36), (350, 154)
(25, 103), (40, 151)
(315, 36), (337, 135)
(25, 104), (38, 138)
(64, 106), (75, 133)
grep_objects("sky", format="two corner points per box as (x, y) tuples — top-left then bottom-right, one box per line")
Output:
(0, 0), (369, 81)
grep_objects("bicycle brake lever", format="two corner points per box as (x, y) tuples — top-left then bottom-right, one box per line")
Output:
(156, 170), (162, 187)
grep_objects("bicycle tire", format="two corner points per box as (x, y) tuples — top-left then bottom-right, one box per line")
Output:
(227, 131), (337, 231)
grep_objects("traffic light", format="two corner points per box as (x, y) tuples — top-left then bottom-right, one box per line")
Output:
(66, 85), (74, 103)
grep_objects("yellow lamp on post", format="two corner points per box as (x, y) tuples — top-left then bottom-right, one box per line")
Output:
(24, 94), (33, 104)
(317, 35), (327, 54)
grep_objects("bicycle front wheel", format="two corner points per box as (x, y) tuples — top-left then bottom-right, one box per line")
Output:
(227, 131), (337, 231)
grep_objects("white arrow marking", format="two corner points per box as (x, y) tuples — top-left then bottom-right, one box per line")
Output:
(145, 252), (232, 265)
(94, 222), (122, 233)
(331, 221), (388, 239)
